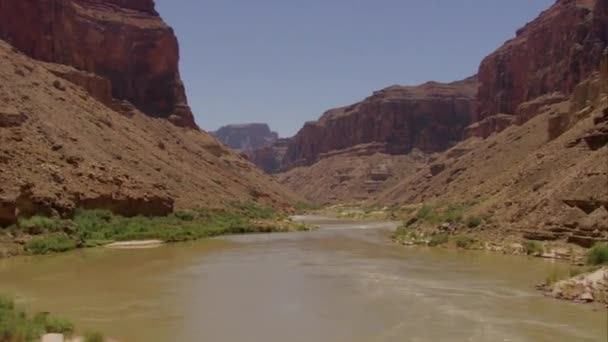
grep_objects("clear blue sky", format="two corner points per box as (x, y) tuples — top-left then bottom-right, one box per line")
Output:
(155, 0), (554, 137)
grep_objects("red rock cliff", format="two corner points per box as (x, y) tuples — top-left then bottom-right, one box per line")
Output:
(0, 0), (196, 128)
(476, 0), (607, 123)
(254, 77), (477, 173)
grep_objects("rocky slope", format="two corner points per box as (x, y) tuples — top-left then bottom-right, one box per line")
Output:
(211, 123), (278, 152)
(0, 0), (196, 128)
(0, 1), (297, 226)
(253, 77), (477, 174)
(277, 145), (429, 204)
(378, 49), (608, 247)
(475, 0), (607, 132)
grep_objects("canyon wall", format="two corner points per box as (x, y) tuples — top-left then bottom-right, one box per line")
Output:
(0, 0), (298, 226)
(253, 77), (477, 173)
(476, 0), (607, 127)
(0, 0), (196, 127)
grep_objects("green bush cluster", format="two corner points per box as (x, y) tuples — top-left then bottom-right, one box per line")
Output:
(26, 234), (78, 255)
(0, 295), (74, 341)
(415, 204), (471, 224)
(454, 235), (478, 249)
(544, 267), (585, 286)
(465, 216), (483, 228)
(524, 240), (544, 256)
(587, 243), (608, 265)
(428, 234), (450, 247)
(18, 202), (286, 255)
(84, 331), (105, 342)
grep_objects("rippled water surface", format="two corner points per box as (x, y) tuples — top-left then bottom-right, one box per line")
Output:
(0, 217), (605, 341)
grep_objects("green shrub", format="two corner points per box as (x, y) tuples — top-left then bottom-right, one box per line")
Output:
(442, 204), (465, 223)
(44, 317), (74, 335)
(428, 234), (449, 247)
(545, 267), (585, 285)
(174, 211), (196, 221)
(84, 331), (105, 342)
(15, 203), (290, 256)
(0, 295), (76, 341)
(524, 240), (544, 256)
(294, 202), (323, 212)
(587, 243), (608, 265)
(455, 235), (477, 249)
(26, 234), (78, 255)
(18, 216), (63, 235)
(465, 216), (483, 228)
(416, 205), (435, 221)
(415, 203), (470, 224)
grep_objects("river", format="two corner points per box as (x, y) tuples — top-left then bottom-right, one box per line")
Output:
(0, 216), (605, 341)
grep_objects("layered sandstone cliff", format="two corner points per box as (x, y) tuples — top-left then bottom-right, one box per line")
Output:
(252, 77), (477, 173)
(211, 123), (278, 152)
(0, 0), (196, 127)
(476, 0), (607, 129)
(0, 0), (298, 226)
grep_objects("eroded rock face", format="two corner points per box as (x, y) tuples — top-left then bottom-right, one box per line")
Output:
(0, 0), (196, 128)
(476, 0), (607, 124)
(211, 123), (279, 152)
(256, 78), (477, 173)
(249, 138), (290, 174)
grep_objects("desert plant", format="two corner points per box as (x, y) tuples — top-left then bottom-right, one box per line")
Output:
(0, 295), (76, 341)
(18, 216), (63, 235)
(524, 240), (544, 256)
(454, 235), (477, 249)
(544, 267), (585, 285)
(428, 234), (449, 247)
(465, 216), (483, 228)
(587, 243), (608, 265)
(84, 331), (105, 342)
(44, 318), (74, 335)
(416, 204), (435, 222)
(26, 234), (78, 255)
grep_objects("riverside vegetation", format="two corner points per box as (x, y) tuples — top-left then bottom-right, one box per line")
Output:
(389, 202), (608, 299)
(2, 202), (311, 257)
(0, 295), (104, 342)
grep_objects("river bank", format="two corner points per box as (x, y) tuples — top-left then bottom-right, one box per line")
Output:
(0, 202), (312, 258)
(296, 205), (608, 305)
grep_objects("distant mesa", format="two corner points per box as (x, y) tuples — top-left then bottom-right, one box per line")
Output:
(211, 123), (279, 152)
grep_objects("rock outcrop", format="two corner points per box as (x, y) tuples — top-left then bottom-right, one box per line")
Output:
(0, 1), (298, 225)
(0, 0), (196, 128)
(476, 0), (607, 130)
(377, 46), (608, 247)
(211, 123), (279, 152)
(249, 138), (291, 174)
(254, 77), (477, 173)
(541, 267), (608, 304)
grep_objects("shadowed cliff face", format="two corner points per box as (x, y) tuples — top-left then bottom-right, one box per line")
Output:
(251, 77), (477, 173)
(211, 124), (279, 152)
(0, 0), (196, 128)
(476, 0), (607, 126)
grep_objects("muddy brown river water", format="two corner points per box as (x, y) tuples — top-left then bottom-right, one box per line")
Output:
(0, 216), (606, 341)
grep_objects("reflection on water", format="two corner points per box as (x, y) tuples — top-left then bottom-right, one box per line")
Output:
(0, 218), (605, 341)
